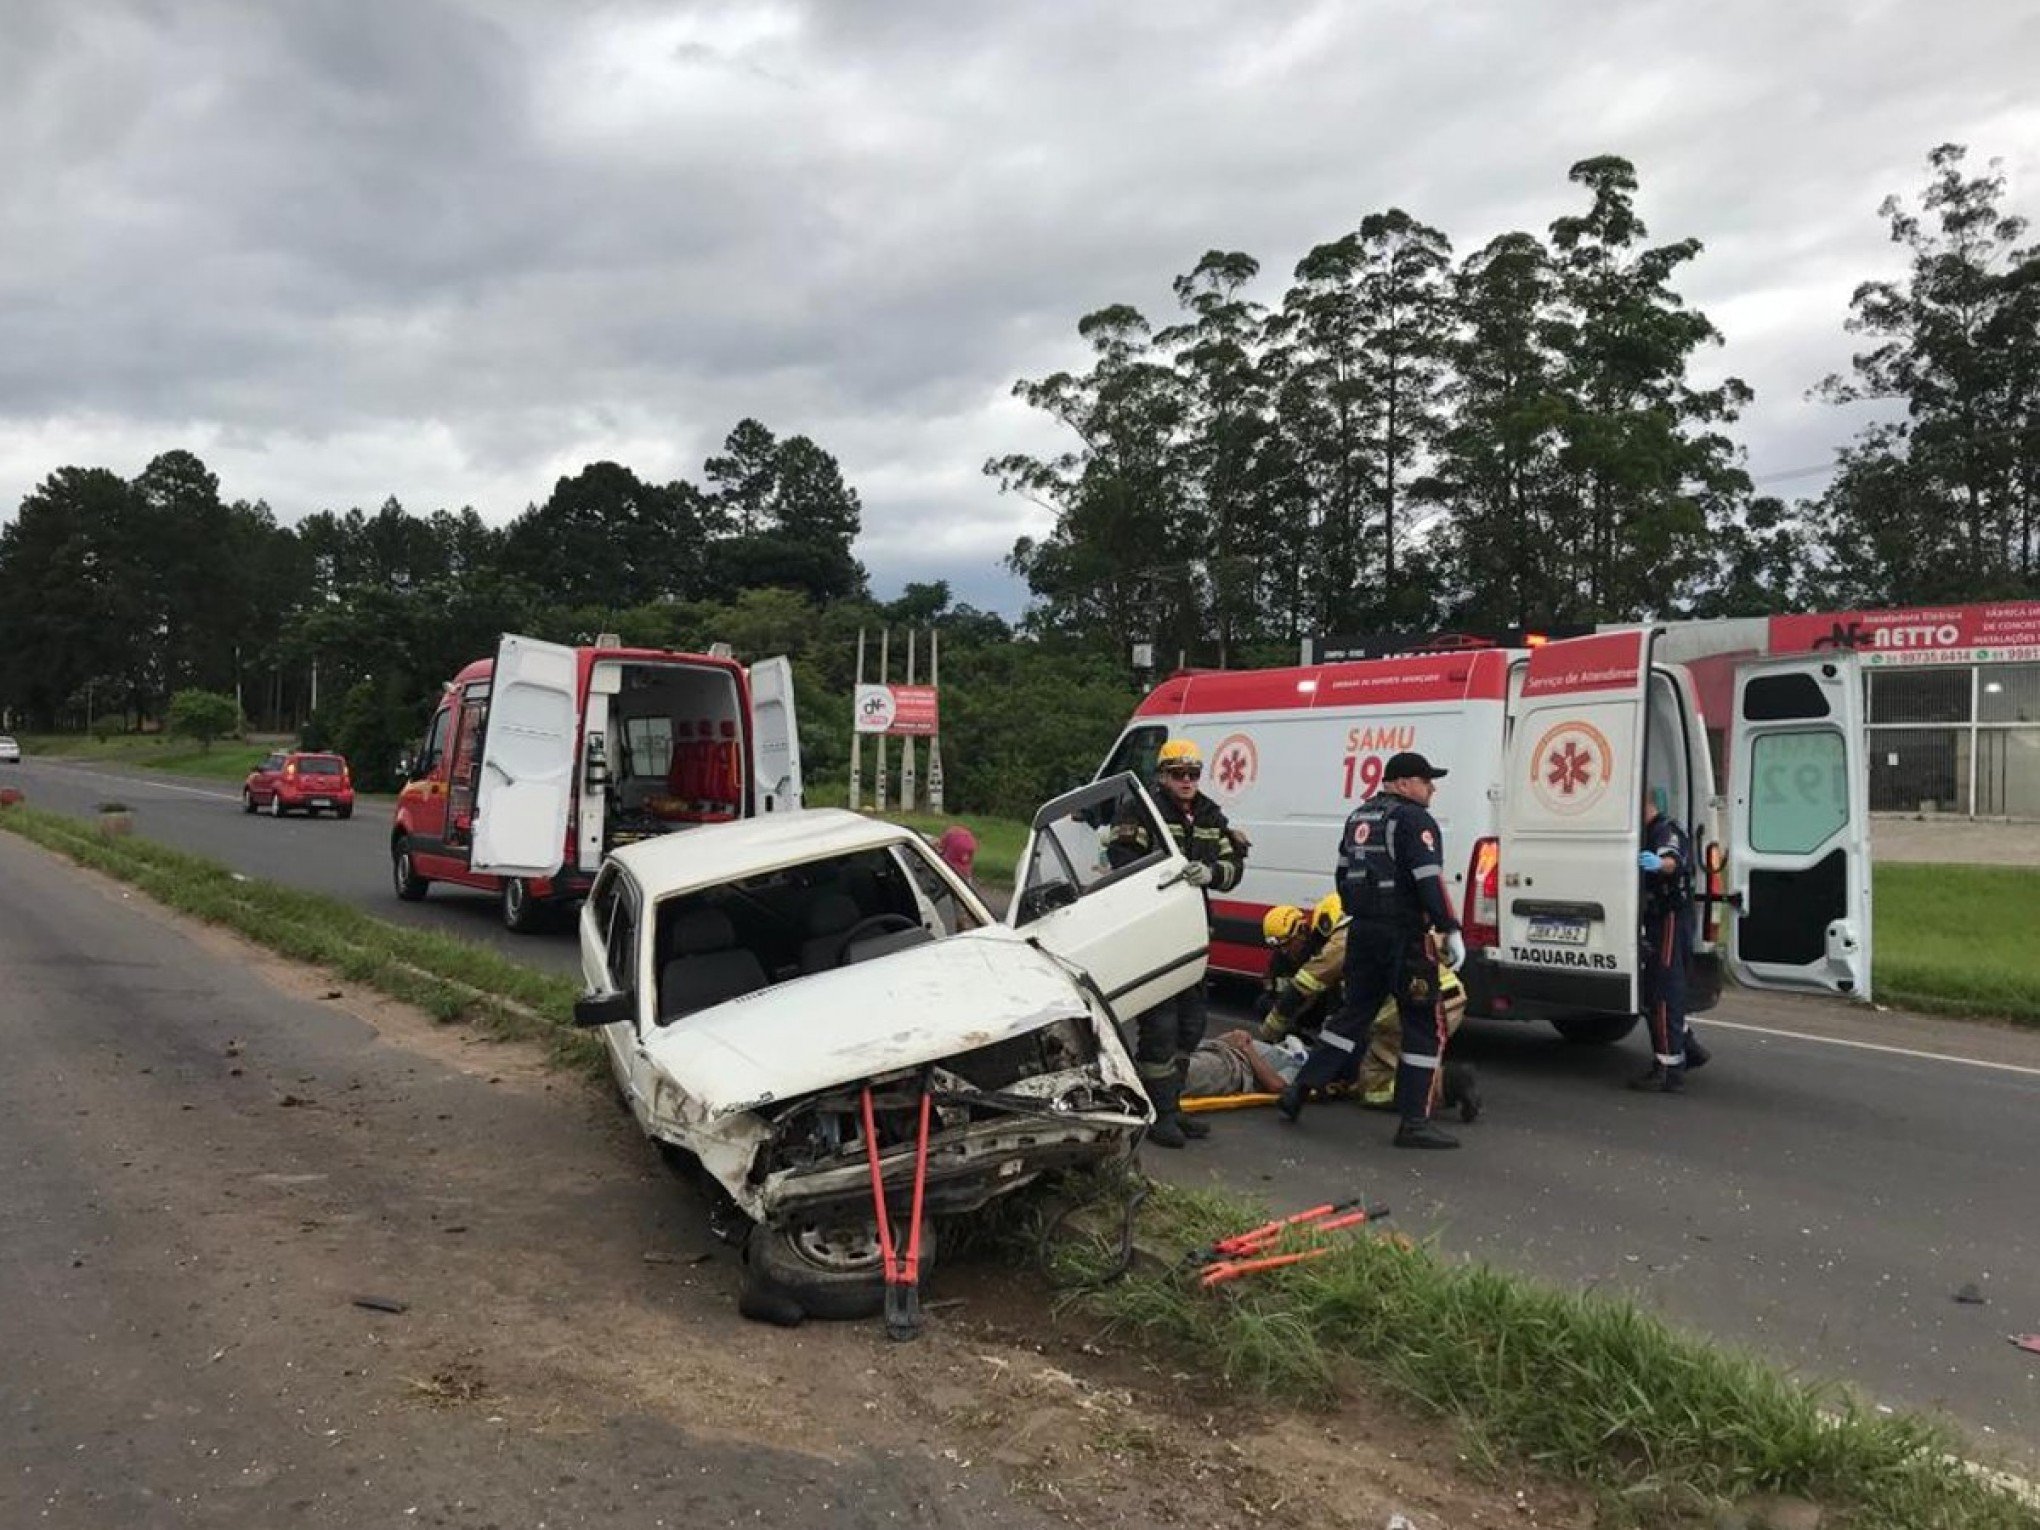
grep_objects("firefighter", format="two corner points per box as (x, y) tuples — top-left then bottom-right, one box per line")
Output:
(1279, 751), (1465, 1148)
(1257, 893), (1345, 1040)
(1632, 785), (1711, 1091)
(1107, 738), (1246, 1148)
(1263, 893), (1481, 1121)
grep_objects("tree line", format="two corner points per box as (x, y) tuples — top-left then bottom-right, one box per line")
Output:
(990, 145), (2040, 664)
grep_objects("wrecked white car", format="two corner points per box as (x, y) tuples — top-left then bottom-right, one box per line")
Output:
(571, 773), (1209, 1318)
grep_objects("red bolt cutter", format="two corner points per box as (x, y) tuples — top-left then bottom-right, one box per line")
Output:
(1189, 1199), (1390, 1288)
(861, 1080), (934, 1341)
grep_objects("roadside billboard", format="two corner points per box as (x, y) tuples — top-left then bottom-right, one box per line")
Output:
(853, 683), (940, 736)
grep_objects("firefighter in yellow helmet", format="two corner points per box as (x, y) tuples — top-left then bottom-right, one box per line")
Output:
(1106, 737), (1246, 1149)
(1260, 893), (1480, 1121)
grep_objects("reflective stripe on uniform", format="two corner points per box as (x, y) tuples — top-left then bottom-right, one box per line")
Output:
(1412, 864), (1442, 881)
(1655, 1053), (1685, 1067)
(1402, 1051), (1441, 1071)
(1294, 969), (1326, 995)
(1318, 1031), (1357, 1055)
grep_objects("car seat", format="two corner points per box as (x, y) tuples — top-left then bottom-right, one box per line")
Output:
(659, 908), (768, 1023)
(798, 891), (863, 974)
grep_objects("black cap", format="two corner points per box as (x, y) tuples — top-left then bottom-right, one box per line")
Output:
(1383, 750), (1448, 782)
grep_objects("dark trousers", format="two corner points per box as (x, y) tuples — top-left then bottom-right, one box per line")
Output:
(1641, 906), (1692, 1070)
(1134, 984), (1209, 1082)
(1295, 920), (1446, 1123)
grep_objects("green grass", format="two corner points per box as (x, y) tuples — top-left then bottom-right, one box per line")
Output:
(1874, 863), (2040, 1024)
(15, 731), (279, 781)
(0, 804), (598, 1073)
(1037, 1176), (2040, 1529)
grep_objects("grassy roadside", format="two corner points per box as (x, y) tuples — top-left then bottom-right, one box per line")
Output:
(0, 805), (597, 1073)
(14, 732), (276, 781)
(1873, 863), (2040, 1024)
(1043, 1178), (2038, 1530)
(3, 804), (2033, 1527)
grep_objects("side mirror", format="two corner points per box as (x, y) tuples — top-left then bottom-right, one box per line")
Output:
(573, 991), (635, 1029)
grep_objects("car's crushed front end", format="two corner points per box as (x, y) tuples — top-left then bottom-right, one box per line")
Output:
(633, 929), (1153, 1227)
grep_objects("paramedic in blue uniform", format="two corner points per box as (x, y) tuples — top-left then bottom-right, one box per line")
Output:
(1279, 751), (1466, 1149)
(1632, 786), (1710, 1091)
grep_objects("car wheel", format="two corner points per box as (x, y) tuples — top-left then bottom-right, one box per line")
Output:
(337, 805), (353, 821)
(269, 793), (285, 818)
(743, 1214), (940, 1323)
(392, 838), (430, 902)
(242, 789), (256, 814)
(1550, 1014), (1638, 1045)
(501, 877), (543, 933)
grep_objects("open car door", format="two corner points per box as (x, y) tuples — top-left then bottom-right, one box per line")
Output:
(1496, 629), (1655, 1015)
(1006, 773), (1208, 1022)
(471, 633), (579, 878)
(747, 655), (803, 813)
(1726, 655), (1872, 998)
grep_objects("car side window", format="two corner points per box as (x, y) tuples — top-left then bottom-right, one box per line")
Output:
(1014, 773), (1169, 926)
(607, 889), (639, 994)
(417, 708), (451, 777)
(898, 845), (981, 935)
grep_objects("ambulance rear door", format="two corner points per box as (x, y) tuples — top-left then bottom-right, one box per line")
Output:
(1725, 655), (1872, 999)
(1496, 629), (1655, 1014)
(471, 633), (580, 879)
(747, 655), (803, 813)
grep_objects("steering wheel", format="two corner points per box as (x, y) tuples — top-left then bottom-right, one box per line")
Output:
(833, 913), (921, 967)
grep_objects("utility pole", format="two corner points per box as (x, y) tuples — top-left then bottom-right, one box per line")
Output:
(927, 627), (945, 813)
(901, 629), (918, 813)
(848, 626), (865, 810)
(874, 629), (890, 812)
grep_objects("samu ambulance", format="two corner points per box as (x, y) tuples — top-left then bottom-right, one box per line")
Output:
(1097, 628), (1871, 1044)
(392, 633), (801, 931)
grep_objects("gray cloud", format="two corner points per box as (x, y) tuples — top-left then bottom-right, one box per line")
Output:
(3, 0), (2037, 613)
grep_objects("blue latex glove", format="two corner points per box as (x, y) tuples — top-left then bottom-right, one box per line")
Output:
(1638, 850), (1663, 874)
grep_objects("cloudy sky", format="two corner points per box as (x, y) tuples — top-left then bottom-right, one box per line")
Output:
(4, 1), (2037, 612)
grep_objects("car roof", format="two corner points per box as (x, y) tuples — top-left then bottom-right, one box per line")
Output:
(610, 808), (927, 897)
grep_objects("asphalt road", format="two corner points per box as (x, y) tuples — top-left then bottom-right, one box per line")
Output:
(8, 755), (2039, 1463)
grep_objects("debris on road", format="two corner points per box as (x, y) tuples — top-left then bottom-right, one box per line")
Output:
(2011, 1334), (2040, 1355)
(351, 1294), (409, 1314)
(1953, 1282), (1987, 1304)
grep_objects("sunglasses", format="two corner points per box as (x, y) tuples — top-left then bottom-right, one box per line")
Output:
(1161, 766), (1202, 780)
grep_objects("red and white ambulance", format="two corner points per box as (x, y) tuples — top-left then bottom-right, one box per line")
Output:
(392, 633), (801, 931)
(1097, 629), (1872, 1042)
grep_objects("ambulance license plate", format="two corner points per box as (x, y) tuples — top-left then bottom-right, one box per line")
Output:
(1526, 916), (1588, 947)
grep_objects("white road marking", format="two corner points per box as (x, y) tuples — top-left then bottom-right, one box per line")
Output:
(1704, 1016), (2040, 1079)
(34, 762), (241, 803)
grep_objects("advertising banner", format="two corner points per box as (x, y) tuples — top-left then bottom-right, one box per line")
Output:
(1769, 603), (2040, 667)
(853, 683), (940, 736)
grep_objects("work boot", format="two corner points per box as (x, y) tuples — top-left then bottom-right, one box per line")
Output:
(1173, 1062), (1211, 1138)
(1275, 1081), (1305, 1123)
(1683, 1035), (1711, 1073)
(1627, 1065), (1685, 1094)
(1442, 1061), (1482, 1124)
(1393, 1119), (1460, 1149)
(1144, 1072), (1187, 1149)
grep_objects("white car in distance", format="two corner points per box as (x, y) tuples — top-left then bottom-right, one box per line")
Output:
(572, 773), (1210, 1320)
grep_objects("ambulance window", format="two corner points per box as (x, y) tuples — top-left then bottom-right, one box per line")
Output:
(1100, 725), (1167, 783)
(418, 708), (451, 776)
(1744, 672), (1830, 722)
(1748, 730), (1848, 854)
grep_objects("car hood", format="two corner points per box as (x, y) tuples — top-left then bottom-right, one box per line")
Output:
(641, 927), (1093, 1118)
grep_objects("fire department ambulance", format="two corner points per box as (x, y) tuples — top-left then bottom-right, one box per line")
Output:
(1097, 629), (1871, 1043)
(393, 633), (801, 931)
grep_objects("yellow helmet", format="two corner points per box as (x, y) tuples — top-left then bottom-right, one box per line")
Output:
(1262, 905), (1307, 945)
(1311, 891), (1344, 936)
(1156, 738), (1202, 774)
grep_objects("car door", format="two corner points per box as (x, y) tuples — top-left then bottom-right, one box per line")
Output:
(1497, 628), (1656, 1014)
(251, 752), (285, 803)
(578, 862), (653, 1118)
(746, 655), (803, 814)
(471, 634), (580, 878)
(1005, 772), (1209, 1022)
(1725, 655), (1873, 999)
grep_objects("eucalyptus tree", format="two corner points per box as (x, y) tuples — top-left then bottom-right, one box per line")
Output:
(990, 304), (1192, 657)
(1545, 156), (1751, 620)
(1816, 143), (2040, 599)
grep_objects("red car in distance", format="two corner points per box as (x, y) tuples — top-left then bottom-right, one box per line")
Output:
(244, 751), (355, 819)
